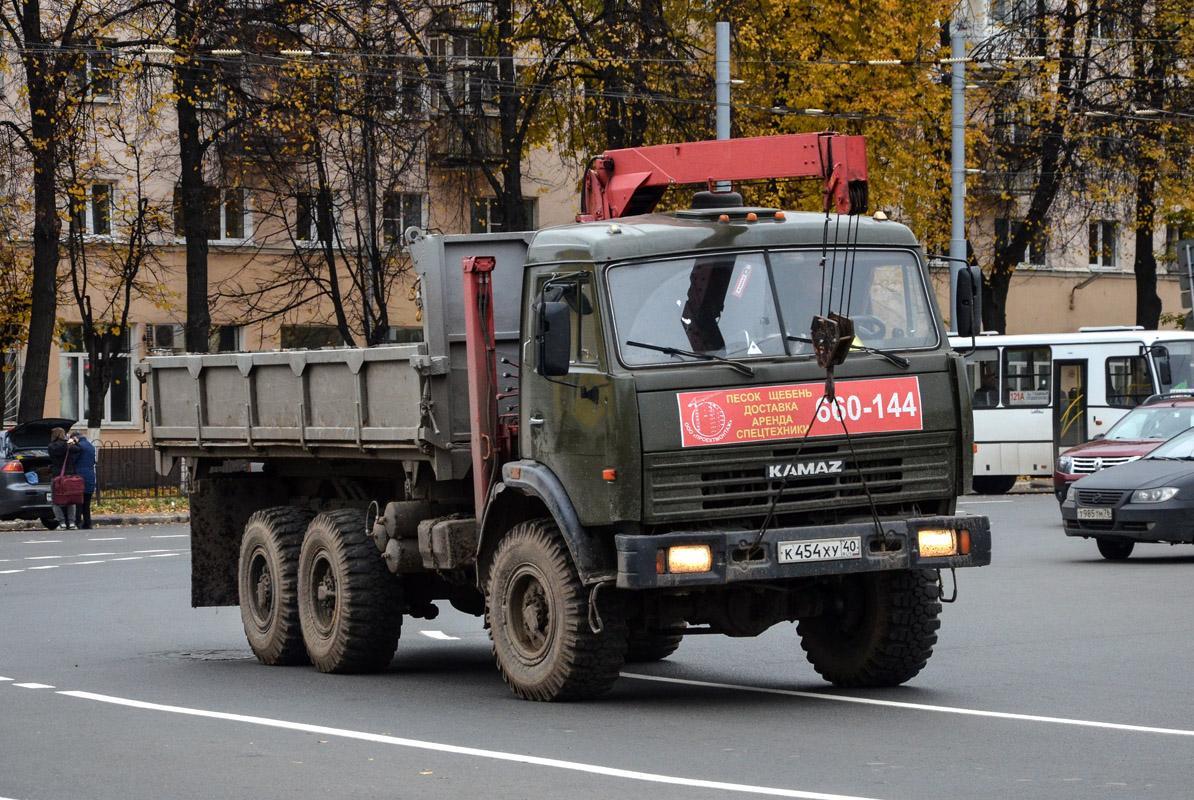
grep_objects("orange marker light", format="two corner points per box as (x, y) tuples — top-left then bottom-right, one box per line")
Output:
(718, 214), (730, 222)
(746, 212), (758, 221)
(603, 469), (617, 481)
(774, 211), (786, 220)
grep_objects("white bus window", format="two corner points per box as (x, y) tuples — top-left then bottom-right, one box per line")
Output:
(965, 348), (1000, 408)
(1106, 356), (1152, 408)
(1004, 347), (1051, 407)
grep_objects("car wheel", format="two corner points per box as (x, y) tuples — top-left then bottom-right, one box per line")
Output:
(1096, 538), (1134, 560)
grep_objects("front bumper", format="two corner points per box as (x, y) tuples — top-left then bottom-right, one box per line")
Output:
(1061, 499), (1194, 544)
(615, 515), (991, 590)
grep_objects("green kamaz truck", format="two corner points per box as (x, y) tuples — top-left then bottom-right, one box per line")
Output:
(145, 132), (990, 701)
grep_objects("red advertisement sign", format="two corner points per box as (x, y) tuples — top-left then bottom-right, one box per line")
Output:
(676, 377), (923, 448)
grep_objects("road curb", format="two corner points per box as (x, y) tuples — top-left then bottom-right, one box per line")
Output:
(0, 513), (188, 532)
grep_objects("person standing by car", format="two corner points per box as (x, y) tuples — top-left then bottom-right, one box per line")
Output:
(72, 432), (97, 529)
(48, 428), (82, 530)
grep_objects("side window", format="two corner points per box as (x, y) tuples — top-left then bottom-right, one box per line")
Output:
(1003, 347), (1051, 407)
(537, 273), (600, 367)
(1106, 356), (1152, 408)
(965, 348), (1000, 408)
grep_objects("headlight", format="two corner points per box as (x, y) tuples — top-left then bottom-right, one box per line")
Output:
(1057, 456), (1073, 473)
(1130, 486), (1179, 504)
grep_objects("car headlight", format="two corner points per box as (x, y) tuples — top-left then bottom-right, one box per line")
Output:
(1130, 486), (1179, 504)
(1057, 456), (1073, 473)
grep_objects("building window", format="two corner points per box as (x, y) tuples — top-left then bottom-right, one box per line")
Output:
(280, 325), (342, 349)
(70, 183), (113, 236)
(384, 326), (425, 344)
(471, 197), (535, 233)
(994, 217), (1047, 266)
(1089, 220), (1117, 269)
(73, 42), (117, 100)
(174, 187), (250, 242)
(429, 35), (494, 115)
(59, 324), (133, 425)
(146, 322), (242, 353)
(382, 192), (425, 245)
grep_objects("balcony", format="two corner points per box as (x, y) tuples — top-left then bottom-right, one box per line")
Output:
(429, 115), (501, 165)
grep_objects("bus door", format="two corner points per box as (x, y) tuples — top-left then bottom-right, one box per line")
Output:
(1054, 360), (1088, 457)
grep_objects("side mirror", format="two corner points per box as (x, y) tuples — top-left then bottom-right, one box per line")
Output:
(535, 300), (571, 377)
(955, 267), (981, 338)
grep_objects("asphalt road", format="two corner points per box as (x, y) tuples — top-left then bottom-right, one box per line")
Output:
(2, 494), (1193, 800)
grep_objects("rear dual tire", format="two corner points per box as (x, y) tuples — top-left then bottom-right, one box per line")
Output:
(238, 507), (315, 666)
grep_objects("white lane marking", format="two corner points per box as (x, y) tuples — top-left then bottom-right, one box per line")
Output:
(27, 566), (59, 571)
(78, 552), (116, 557)
(25, 556), (63, 561)
(956, 499), (1014, 505)
(621, 674), (1194, 738)
(420, 631), (461, 641)
(86, 537), (126, 541)
(150, 534), (189, 539)
(69, 561), (105, 566)
(134, 549), (173, 554)
(0, 570), (23, 574)
(14, 683), (54, 689)
(110, 557), (143, 562)
(0, 676), (12, 681)
(149, 553), (180, 558)
(59, 690), (876, 800)
(23, 539), (62, 544)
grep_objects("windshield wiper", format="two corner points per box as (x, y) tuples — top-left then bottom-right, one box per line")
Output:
(625, 340), (755, 377)
(786, 336), (909, 369)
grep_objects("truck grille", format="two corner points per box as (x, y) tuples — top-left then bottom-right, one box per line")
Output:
(642, 433), (954, 524)
(1071, 456), (1138, 474)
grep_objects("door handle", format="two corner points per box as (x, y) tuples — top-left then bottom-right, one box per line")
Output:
(528, 416), (545, 427)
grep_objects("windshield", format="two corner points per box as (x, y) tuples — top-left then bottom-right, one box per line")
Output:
(1155, 340), (1194, 392)
(1147, 426), (1194, 459)
(607, 249), (938, 366)
(1103, 405), (1194, 441)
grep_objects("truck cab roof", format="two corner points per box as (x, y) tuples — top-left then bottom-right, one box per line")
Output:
(526, 209), (920, 266)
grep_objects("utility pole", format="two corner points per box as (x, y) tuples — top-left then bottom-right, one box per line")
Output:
(715, 22), (731, 193)
(948, 17), (980, 335)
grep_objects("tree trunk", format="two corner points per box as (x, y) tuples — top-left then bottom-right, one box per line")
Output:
(1133, 160), (1162, 329)
(175, 7), (211, 354)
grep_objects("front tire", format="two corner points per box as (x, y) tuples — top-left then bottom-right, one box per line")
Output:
(238, 506), (314, 666)
(798, 570), (941, 688)
(298, 509), (403, 673)
(1096, 538), (1134, 560)
(487, 519), (627, 701)
(972, 475), (1017, 494)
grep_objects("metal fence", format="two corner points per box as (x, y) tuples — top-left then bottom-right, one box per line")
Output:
(95, 440), (185, 500)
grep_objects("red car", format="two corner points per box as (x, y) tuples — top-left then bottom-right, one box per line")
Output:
(1053, 395), (1194, 503)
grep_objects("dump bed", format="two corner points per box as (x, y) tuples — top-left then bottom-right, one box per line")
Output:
(144, 231), (531, 481)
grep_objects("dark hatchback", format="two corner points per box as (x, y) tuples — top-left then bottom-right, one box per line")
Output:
(0, 417), (76, 529)
(1061, 425), (1194, 560)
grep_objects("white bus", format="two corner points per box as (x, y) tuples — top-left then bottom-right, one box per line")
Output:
(950, 328), (1194, 493)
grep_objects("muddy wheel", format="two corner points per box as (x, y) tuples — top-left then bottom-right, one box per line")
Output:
(486, 519), (627, 701)
(1096, 538), (1134, 560)
(625, 624), (685, 663)
(238, 506), (315, 666)
(797, 569), (941, 688)
(298, 509), (403, 673)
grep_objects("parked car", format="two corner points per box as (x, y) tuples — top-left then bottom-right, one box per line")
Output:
(0, 417), (77, 529)
(1053, 394), (1194, 503)
(1061, 424), (1194, 560)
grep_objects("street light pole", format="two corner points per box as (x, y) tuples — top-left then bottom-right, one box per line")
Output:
(948, 17), (972, 333)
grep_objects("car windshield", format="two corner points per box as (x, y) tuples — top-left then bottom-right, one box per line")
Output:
(1146, 426), (1194, 459)
(607, 248), (937, 366)
(1103, 405), (1194, 441)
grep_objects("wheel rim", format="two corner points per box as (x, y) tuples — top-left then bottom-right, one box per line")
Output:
(504, 563), (554, 665)
(308, 548), (338, 636)
(246, 546), (275, 629)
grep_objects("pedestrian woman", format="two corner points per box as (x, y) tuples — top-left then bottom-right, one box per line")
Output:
(72, 432), (97, 529)
(48, 427), (82, 530)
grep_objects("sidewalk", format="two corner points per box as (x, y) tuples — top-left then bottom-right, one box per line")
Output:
(0, 512), (188, 532)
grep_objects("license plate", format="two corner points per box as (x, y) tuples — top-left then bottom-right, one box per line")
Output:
(1077, 507), (1112, 520)
(777, 537), (862, 564)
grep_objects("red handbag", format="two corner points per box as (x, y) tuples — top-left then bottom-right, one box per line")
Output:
(52, 454), (84, 506)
